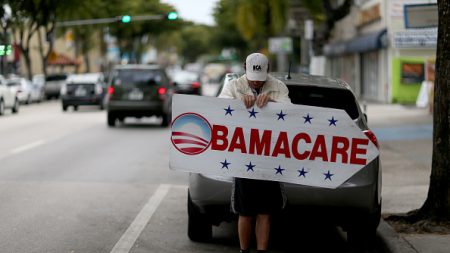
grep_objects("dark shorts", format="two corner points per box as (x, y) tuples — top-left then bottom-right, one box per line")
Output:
(231, 178), (284, 216)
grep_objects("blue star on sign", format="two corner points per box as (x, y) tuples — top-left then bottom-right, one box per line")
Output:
(298, 167), (308, 177)
(324, 170), (334, 181)
(275, 165), (285, 175)
(220, 159), (230, 169)
(328, 116), (338, 126)
(246, 162), (255, 172)
(276, 110), (286, 121)
(303, 113), (313, 124)
(248, 108), (258, 118)
(224, 105), (234, 116)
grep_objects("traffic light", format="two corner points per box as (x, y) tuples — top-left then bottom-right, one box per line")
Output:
(167, 12), (178, 20)
(121, 15), (131, 23)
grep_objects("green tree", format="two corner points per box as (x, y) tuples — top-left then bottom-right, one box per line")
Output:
(177, 25), (215, 63)
(235, 0), (288, 50)
(212, 0), (248, 58)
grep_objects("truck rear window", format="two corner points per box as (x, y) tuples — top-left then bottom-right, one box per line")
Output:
(287, 85), (360, 119)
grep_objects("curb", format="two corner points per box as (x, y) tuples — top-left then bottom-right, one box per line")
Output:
(377, 219), (418, 253)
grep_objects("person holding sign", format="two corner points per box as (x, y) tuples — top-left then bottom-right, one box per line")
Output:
(219, 53), (291, 253)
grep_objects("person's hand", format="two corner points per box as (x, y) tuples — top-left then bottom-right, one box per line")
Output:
(256, 93), (272, 108)
(242, 94), (256, 108)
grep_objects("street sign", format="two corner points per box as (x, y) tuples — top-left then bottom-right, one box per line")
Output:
(169, 95), (379, 189)
(269, 37), (293, 53)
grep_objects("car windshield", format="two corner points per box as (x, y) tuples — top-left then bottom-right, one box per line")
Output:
(46, 74), (67, 81)
(287, 85), (360, 119)
(114, 69), (162, 86)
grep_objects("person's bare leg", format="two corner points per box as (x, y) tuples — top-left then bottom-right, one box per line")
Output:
(238, 215), (254, 251)
(255, 214), (271, 250)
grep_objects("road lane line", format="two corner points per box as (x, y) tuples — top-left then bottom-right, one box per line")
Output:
(110, 184), (171, 253)
(10, 140), (46, 154)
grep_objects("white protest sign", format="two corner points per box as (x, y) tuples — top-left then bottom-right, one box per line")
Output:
(169, 94), (379, 189)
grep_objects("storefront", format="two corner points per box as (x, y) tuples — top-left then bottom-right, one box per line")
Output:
(324, 29), (388, 101)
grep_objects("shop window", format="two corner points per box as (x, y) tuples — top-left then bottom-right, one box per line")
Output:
(401, 62), (425, 84)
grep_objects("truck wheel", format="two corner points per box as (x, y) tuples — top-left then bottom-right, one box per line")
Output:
(107, 112), (116, 127)
(187, 191), (212, 242)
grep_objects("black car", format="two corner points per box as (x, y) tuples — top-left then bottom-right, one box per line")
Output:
(105, 64), (173, 127)
(61, 73), (106, 111)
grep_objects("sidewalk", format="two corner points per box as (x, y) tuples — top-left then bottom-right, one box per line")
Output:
(364, 103), (449, 253)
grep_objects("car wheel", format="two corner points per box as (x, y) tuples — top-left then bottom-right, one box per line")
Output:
(62, 104), (68, 112)
(73, 106), (78, 111)
(107, 112), (116, 127)
(347, 204), (381, 250)
(12, 99), (19, 114)
(100, 103), (104, 110)
(161, 113), (170, 127)
(26, 95), (31, 104)
(0, 99), (4, 115)
(187, 191), (212, 242)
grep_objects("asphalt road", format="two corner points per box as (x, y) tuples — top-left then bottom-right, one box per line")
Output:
(0, 100), (430, 253)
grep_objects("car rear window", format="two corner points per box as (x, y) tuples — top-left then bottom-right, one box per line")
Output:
(287, 85), (360, 119)
(46, 74), (67, 81)
(113, 69), (165, 86)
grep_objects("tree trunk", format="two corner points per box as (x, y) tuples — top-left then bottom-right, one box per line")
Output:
(21, 49), (33, 80)
(418, 0), (450, 221)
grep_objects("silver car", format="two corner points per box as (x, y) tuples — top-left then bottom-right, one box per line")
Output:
(187, 72), (381, 245)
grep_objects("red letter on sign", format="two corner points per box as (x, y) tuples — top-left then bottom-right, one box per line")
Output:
(271, 132), (291, 158)
(292, 133), (311, 160)
(211, 125), (228, 151)
(249, 129), (272, 156)
(350, 138), (369, 165)
(228, 127), (247, 154)
(309, 135), (328, 161)
(330, 136), (349, 163)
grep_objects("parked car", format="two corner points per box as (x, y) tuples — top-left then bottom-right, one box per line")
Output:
(60, 73), (106, 111)
(172, 70), (202, 95)
(105, 64), (173, 127)
(44, 73), (68, 99)
(6, 78), (37, 104)
(187, 72), (381, 245)
(0, 75), (19, 115)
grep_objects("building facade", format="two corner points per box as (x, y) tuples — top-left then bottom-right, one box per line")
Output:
(324, 0), (437, 103)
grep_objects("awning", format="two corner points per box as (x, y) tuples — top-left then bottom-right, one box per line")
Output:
(324, 29), (388, 56)
(47, 52), (81, 66)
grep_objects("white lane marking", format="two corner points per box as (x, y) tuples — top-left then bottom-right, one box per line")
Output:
(110, 184), (171, 253)
(10, 140), (46, 154)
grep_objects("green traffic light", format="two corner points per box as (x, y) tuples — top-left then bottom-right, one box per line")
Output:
(121, 15), (131, 23)
(167, 12), (178, 20)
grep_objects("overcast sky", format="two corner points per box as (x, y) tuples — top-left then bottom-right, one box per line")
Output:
(161, 0), (219, 26)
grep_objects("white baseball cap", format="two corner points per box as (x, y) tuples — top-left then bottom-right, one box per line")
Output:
(246, 53), (269, 81)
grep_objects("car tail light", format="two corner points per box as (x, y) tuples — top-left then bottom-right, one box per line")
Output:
(192, 82), (200, 88)
(158, 87), (167, 100)
(158, 87), (166, 95)
(364, 130), (379, 148)
(107, 86), (115, 95)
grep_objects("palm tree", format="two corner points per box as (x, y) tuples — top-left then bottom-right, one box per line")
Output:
(235, 0), (288, 50)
